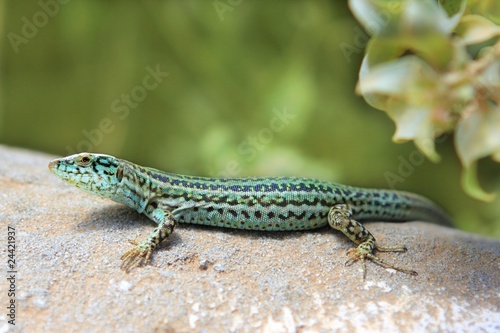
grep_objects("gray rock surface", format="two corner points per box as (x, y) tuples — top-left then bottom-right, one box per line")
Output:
(0, 145), (499, 332)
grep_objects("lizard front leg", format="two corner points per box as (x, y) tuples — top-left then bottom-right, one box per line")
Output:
(121, 206), (177, 272)
(328, 204), (417, 279)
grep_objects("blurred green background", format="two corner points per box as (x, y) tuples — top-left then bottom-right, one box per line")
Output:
(1, 1), (499, 236)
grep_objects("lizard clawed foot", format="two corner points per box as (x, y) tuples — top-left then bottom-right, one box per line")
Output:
(328, 204), (418, 280)
(345, 243), (418, 280)
(120, 214), (176, 272)
(120, 240), (154, 273)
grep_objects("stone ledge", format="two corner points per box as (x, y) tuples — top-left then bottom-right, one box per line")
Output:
(0, 145), (499, 332)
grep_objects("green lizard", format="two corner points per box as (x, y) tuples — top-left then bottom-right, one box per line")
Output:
(49, 153), (452, 278)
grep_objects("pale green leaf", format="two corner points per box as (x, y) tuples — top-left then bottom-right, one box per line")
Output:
(406, 34), (456, 70)
(461, 161), (496, 202)
(455, 103), (500, 168)
(356, 56), (436, 96)
(365, 36), (406, 68)
(357, 56), (391, 110)
(350, 0), (462, 37)
(387, 104), (440, 161)
(476, 59), (500, 104)
(348, 0), (403, 36)
(415, 136), (440, 162)
(455, 15), (500, 45)
(400, 1), (461, 68)
(403, 0), (452, 35)
(350, 0), (463, 69)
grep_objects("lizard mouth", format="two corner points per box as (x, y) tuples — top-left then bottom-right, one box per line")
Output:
(48, 160), (58, 172)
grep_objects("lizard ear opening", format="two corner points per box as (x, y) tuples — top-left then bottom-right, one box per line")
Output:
(116, 166), (124, 182)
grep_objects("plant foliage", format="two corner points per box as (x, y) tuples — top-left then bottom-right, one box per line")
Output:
(350, 0), (500, 201)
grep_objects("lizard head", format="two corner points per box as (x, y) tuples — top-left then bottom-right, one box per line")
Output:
(49, 153), (123, 200)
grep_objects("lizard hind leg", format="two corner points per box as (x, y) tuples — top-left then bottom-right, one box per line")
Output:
(328, 204), (417, 279)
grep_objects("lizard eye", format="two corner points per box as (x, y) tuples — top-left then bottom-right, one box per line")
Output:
(78, 155), (92, 165)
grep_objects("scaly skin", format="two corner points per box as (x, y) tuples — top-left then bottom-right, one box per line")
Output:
(49, 153), (452, 278)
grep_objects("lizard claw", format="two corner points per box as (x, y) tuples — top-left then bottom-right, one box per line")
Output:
(344, 245), (418, 280)
(345, 247), (369, 280)
(120, 242), (154, 273)
(127, 239), (140, 246)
